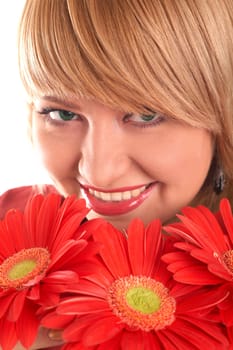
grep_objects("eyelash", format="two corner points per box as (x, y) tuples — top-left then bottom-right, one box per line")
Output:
(36, 108), (165, 129)
(123, 112), (165, 128)
(36, 108), (81, 126)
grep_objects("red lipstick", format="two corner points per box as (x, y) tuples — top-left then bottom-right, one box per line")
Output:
(80, 183), (156, 216)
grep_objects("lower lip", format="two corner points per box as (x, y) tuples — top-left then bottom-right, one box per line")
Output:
(80, 183), (157, 216)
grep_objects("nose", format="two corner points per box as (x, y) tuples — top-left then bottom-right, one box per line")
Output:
(78, 122), (131, 188)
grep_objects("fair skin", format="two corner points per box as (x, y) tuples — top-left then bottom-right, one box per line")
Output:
(31, 97), (214, 229)
(13, 329), (63, 350)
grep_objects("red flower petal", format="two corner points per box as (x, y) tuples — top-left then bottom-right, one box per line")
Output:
(93, 223), (131, 277)
(58, 296), (109, 315)
(0, 291), (20, 319)
(16, 301), (39, 348)
(82, 315), (123, 346)
(174, 265), (223, 285)
(27, 283), (40, 300)
(50, 240), (87, 270)
(142, 220), (162, 276)
(121, 331), (144, 350)
(220, 198), (233, 245)
(44, 270), (79, 285)
(41, 310), (74, 329)
(127, 219), (145, 275)
(97, 335), (122, 350)
(7, 289), (27, 322)
(127, 219), (162, 276)
(25, 193), (62, 247)
(65, 278), (107, 299)
(0, 212), (25, 259)
(62, 314), (110, 342)
(4, 210), (27, 251)
(48, 196), (89, 250)
(38, 284), (64, 305)
(177, 287), (229, 313)
(0, 318), (18, 350)
(170, 317), (229, 349)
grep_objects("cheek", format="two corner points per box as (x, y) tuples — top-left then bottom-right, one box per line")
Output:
(175, 132), (213, 181)
(140, 128), (213, 186)
(31, 127), (78, 176)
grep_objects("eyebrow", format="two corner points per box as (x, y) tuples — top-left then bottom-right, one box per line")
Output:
(40, 96), (81, 110)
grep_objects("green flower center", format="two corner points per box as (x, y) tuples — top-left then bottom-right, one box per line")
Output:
(108, 275), (176, 331)
(126, 287), (160, 314)
(8, 260), (37, 280)
(0, 247), (50, 289)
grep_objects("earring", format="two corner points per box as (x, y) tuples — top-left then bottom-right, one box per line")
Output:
(213, 165), (225, 194)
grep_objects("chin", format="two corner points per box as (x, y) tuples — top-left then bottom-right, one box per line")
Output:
(87, 206), (159, 230)
(86, 210), (130, 230)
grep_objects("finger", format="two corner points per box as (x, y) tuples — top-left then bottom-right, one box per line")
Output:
(47, 329), (63, 341)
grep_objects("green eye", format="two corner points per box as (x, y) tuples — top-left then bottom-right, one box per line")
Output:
(123, 111), (165, 128)
(58, 110), (75, 121)
(141, 114), (156, 122)
(37, 108), (80, 123)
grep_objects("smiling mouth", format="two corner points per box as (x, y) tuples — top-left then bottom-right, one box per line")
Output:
(80, 183), (156, 216)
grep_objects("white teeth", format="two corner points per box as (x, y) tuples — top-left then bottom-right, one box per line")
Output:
(122, 191), (131, 200)
(100, 192), (111, 201)
(131, 189), (141, 197)
(111, 192), (122, 201)
(89, 186), (147, 202)
(93, 191), (102, 199)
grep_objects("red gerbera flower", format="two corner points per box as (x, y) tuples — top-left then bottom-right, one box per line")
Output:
(163, 198), (233, 326)
(43, 218), (229, 350)
(0, 193), (100, 350)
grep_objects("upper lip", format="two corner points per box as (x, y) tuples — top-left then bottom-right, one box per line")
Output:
(79, 183), (151, 193)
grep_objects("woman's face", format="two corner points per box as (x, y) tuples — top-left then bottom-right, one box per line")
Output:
(31, 97), (214, 229)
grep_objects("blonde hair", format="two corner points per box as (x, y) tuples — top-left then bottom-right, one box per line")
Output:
(18, 0), (233, 210)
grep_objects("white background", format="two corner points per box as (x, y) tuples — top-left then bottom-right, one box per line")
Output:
(0, 1), (50, 194)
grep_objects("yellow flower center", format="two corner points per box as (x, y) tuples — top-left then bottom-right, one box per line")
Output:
(108, 275), (176, 331)
(0, 248), (50, 289)
(126, 287), (160, 314)
(8, 260), (37, 280)
(222, 250), (233, 274)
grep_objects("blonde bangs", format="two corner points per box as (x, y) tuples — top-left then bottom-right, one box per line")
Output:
(18, 0), (233, 134)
